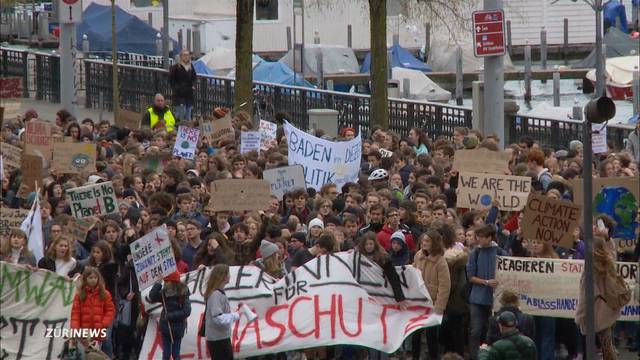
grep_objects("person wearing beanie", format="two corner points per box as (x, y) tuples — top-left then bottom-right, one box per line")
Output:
(307, 218), (324, 246)
(376, 207), (415, 252)
(486, 289), (535, 345)
(479, 311), (537, 360)
(389, 231), (409, 266)
(253, 240), (285, 278)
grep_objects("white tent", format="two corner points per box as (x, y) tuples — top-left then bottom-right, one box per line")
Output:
(391, 67), (451, 102)
(280, 44), (360, 77)
(197, 47), (236, 73)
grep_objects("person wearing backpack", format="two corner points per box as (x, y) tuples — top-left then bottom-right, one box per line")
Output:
(576, 236), (631, 360)
(478, 311), (537, 360)
(149, 271), (192, 360)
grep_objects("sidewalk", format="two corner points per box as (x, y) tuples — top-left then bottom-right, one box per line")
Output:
(2, 97), (114, 124)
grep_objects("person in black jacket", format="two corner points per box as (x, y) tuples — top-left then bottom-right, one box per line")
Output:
(169, 49), (197, 122)
(486, 289), (535, 345)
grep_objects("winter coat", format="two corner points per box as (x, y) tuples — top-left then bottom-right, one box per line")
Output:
(376, 224), (415, 252)
(575, 271), (621, 334)
(486, 306), (535, 345)
(70, 286), (116, 341)
(389, 240), (410, 266)
(148, 281), (192, 339)
(37, 257), (81, 277)
(78, 260), (118, 304)
(444, 246), (469, 316)
(168, 62), (197, 105)
(478, 329), (537, 360)
(466, 242), (508, 306)
(626, 129), (639, 163)
(413, 251), (451, 313)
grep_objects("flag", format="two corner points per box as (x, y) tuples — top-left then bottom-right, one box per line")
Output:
(20, 196), (44, 262)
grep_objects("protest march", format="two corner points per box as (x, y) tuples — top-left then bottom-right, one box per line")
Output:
(0, 99), (639, 360)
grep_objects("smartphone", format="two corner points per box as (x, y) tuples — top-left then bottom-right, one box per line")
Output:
(596, 219), (606, 231)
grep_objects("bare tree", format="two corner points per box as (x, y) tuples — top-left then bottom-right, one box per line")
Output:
(369, 0), (389, 129)
(235, 0), (254, 117)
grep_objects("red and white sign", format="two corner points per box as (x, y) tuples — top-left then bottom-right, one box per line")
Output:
(58, 0), (82, 24)
(473, 9), (506, 57)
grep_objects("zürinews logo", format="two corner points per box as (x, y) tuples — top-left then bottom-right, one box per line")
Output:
(44, 328), (107, 338)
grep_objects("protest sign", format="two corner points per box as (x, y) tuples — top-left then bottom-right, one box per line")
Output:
(457, 172), (531, 211)
(172, 126), (200, 160)
(571, 177), (639, 252)
(1, 142), (22, 169)
(521, 194), (582, 249)
(0, 101), (20, 123)
(240, 131), (261, 154)
(0, 208), (30, 236)
(209, 179), (272, 212)
(452, 148), (511, 174)
(63, 218), (93, 242)
(52, 142), (96, 174)
(379, 148), (394, 158)
(259, 120), (278, 151)
(129, 225), (177, 290)
(203, 113), (234, 143)
(67, 181), (118, 219)
(494, 256), (638, 321)
(21, 154), (43, 192)
(24, 120), (53, 163)
(116, 108), (141, 129)
(139, 251), (441, 358)
(263, 165), (306, 199)
(284, 121), (361, 191)
(592, 123), (608, 154)
(0, 261), (79, 360)
(137, 152), (171, 173)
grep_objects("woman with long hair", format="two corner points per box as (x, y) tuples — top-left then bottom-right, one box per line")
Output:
(37, 236), (80, 277)
(0, 229), (36, 266)
(194, 232), (233, 268)
(408, 127), (429, 155)
(253, 240), (285, 279)
(203, 264), (239, 360)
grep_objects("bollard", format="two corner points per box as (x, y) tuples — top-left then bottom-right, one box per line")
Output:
(472, 80), (485, 131)
(314, 30), (320, 45)
(455, 45), (463, 105)
(178, 29), (183, 51)
(563, 18), (569, 65)
(524, 42), (532, 102)
(82, 34), (90, 53)
(540, 27), (547, 84)
(148, 12), (153, 27)
(572, 99), (583, 120)
(633, 67), (639, 115)
(393, 33), (400, 46)
(553, 65), (561, 107)
(506, 20), (512, 56)
(193, 29), (201, 56)
(316, 49), (324, 87)
(347, 25), (352, 48)
(286, 26), (292, 51)
(155, 32), (162, 56)
(387, 50), (393, 80)
(402, 78), (411, 98)
(424, 22), (431, 61)
(187, 29), (192, 51)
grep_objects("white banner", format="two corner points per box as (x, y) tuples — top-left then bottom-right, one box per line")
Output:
(173, 126), (200, 160)
(0, 261), (78, 360)
(494, 256), (639, 321)
(259, 120), (278, 151)
(284, 121), (361, 191)
(67, 182), (118, 219)
(130, 225), (177, 291)
(139, 252), (440, 359)
(263, 165), (306, 199)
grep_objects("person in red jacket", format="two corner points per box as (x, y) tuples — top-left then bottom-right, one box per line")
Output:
(70, 266), (116, 347)
(376, 207), (415, 251)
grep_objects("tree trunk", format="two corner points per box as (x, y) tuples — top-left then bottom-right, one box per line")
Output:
(235, 0), (254, 117)
(368, 0), (388, 130)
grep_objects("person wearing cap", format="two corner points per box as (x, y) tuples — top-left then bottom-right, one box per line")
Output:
(478, 311), (537, 360)
(486, 289), (535, 346)
(142, 93), (176, 133)
(253, 240), (285, 279)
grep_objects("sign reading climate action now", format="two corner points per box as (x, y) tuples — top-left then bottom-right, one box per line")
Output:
(495, 256), (638, 321)
(522, 194), (582, 249)
(67, 181), (118, 219)
(139, 252), (441, 358)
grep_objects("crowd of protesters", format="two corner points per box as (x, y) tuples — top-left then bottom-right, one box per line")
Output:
(0, 98), (638, 360)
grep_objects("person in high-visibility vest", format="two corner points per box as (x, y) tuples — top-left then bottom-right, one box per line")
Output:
(141, 93), (176, 132)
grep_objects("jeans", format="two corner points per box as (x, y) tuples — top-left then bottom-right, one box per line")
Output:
(100, 325), (113, 357)
(534, 316), (556, 360)
(173, 104), (193, 122)
(469, 304), (492, 360)
(161, 331), (182, 360)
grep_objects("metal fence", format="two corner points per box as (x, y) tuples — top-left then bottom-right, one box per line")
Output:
(0, 47), (29, 97)
(33, 51), (60, 102)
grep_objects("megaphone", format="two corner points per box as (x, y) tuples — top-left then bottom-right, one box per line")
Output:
(584, 96), (616, 123)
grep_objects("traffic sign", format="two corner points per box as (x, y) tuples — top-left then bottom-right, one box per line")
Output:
(58, 0), (82, 24)
(472, 9), (505, 57)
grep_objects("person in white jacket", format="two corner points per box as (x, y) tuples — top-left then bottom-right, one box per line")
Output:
(203, 264), (239, 360)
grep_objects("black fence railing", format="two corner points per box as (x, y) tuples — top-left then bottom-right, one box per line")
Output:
(0, 47), (29, 97)
(34, 52), (60, 103)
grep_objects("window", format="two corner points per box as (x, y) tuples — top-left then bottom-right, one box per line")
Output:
(255, 0), (278, 21)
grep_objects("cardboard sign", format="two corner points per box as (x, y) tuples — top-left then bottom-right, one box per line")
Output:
(452, 148), (511, 174)
(139, 252), (441, 357)
(67, 181), (118, 219)
(52, 142), (96, 174)
(137, 152), (171, 173)
(0, 262), (78, 360)
(0, 142), (22, 169)
(116, 108), (141, 129)
(64, 218), (93, 243)
(457, 172), (531, 211)
(129, 224), (177, 291)
(571, 177), (639, 252)
(259, 120), (278, 151)
(21, 154), (43, 192)
(0, 208), (30, 236)
(263, 165), (307, 199)
(591, 123), (608, 154)
(0, 101), (20, 124)
(203, 113), (235, 143)
(24, 120), (53, 162)
(172, 126), (200, 160)
(240, 131), (261, 154)
(209, 179), (272, 212)
(284, 121), (362, 191)
(495, 256), (638, 321)
(521, 194), (582, 249)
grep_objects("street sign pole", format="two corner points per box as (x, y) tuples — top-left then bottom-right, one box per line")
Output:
(474, 3), (505, 148)
(58, 0), (82, 118)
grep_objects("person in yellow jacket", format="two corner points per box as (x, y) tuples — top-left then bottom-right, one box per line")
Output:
(141, 93), (176, 132)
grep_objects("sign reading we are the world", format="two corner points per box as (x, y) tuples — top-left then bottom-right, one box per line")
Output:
(457, 172), (531, 211)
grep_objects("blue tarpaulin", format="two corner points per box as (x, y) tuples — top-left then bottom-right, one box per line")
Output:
(253, 60), (314, 87)
(193, 60), (215, 76)
(603, 0), (628, 33)
(76, 3), (178, 56)
(361, 44), (431, 73)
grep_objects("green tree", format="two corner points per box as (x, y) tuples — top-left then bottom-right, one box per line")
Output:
(235, 0), (254, 117)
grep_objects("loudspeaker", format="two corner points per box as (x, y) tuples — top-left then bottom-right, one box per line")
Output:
(584, 97), (616, 123)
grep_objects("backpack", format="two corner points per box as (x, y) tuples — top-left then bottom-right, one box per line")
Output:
(602, 271), (631, 311)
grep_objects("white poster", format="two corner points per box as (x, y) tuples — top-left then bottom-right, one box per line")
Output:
(139, 252), (440, 359)
(592, 123), (608, 154)
(284, 121), (361, 191)
(259, 120), (278, 151)
(241, 131), (261, 154)
(173, 126), (200, 160)
(495, 256), (638, 321)
(0, 262), (78, 360)
(67, 181), (118, 219)
(129, 225), (177, 291)
(263, 165), (307, 199)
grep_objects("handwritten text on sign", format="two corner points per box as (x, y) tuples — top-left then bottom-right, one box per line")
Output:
(139, 252), (441, 358)
(284, 121), (361, 191)
(457, 172), (531, 211)
(259, 120), (278, 151)
(494, 256), (638, 321)
(0, 261), (78, 360)
(240, 131), (261, 154)
(263, 165), (306, 199)
(522, 194), (582, 249)
(172, 126), (200, 160)
(67, 182), (118, 219)
(129, 225), (177, 291)
(0, 208), (30, 236)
